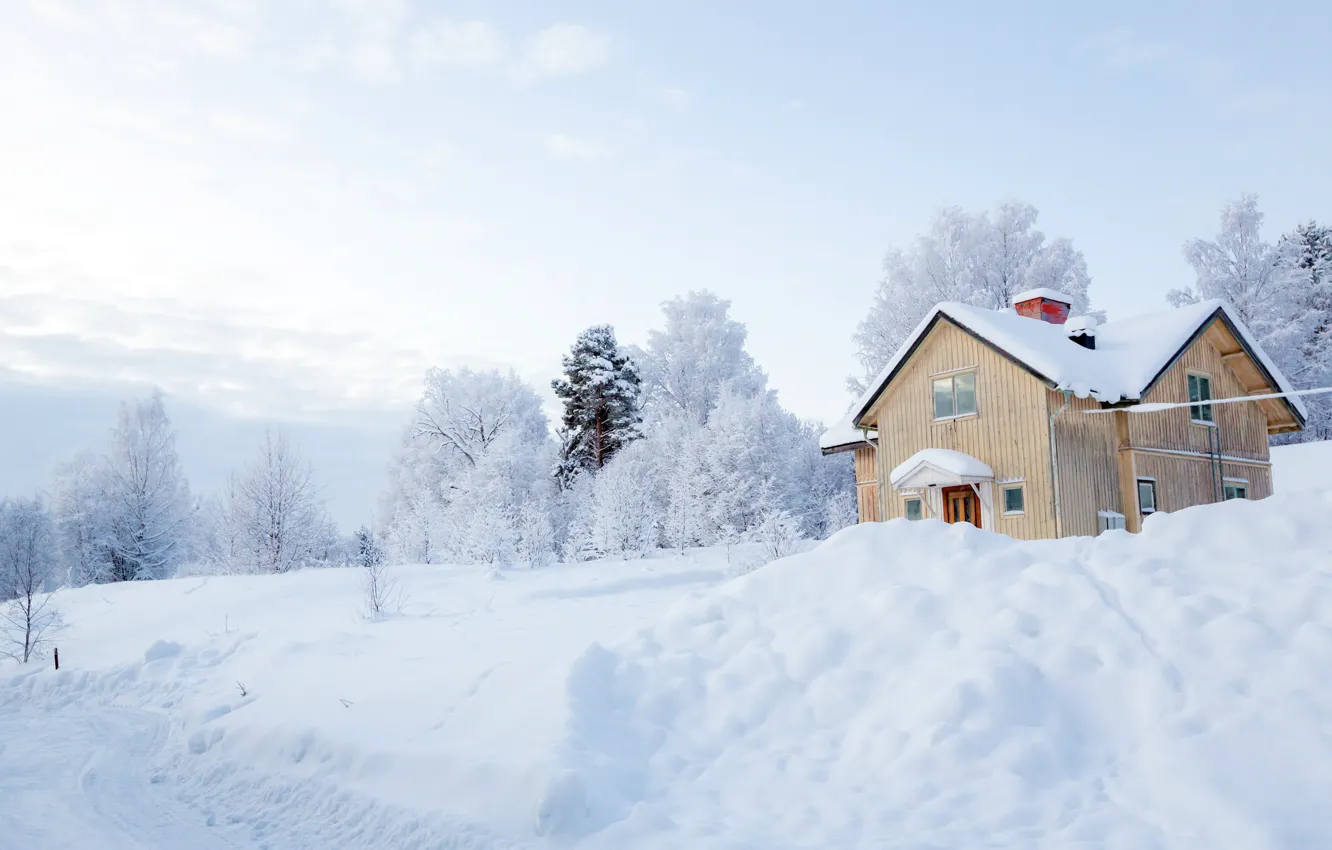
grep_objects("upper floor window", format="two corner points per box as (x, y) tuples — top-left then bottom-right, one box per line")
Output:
(933, 372), (977, 420)
(1187, 372), (1214, 424)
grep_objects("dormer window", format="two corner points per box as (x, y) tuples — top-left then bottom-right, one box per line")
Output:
(933, 372), (977, 420)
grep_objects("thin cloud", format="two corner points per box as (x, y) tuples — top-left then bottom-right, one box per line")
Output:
(410, 19), (508, 70)
(514, 24), (612, 82)
(546, 133), (610, 160)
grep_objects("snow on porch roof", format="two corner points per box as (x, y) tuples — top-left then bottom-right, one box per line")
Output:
(890, 448), (994, 489)
(849, 299), (1308, 428)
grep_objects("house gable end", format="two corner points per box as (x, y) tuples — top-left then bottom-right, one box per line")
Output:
(856, 313), (1057, 429)
(1137, 309), (1304, 433)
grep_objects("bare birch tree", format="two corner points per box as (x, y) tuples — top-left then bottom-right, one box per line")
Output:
(0, 497), (60, 663)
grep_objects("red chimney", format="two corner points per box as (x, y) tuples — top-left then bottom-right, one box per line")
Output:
(1013, 288), (1072, 325)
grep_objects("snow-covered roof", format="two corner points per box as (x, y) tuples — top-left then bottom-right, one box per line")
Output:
(890, 448), (994, 488)
(850, 299), (1308, 427)
(819, 414), (876, 454)
(1012, 287), (1075, 305)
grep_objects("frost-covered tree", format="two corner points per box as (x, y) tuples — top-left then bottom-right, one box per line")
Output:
(100, 390), (194, 581)
(632, 291), (768, 424)
(382, 367), (556, 567)
(850, 202), (1094, 394)
(572, 441), (658, 560)
(1277, 220), (1332, 440)
(206, 430), (332, 574)
(661, 424), (709, 553)
(552, 325), (643, 487)
(0, 497), (59, 663)
(1169, 195), (1301, 334)
(51, 451), (114, 586)
(1173, 198), (1332, 441)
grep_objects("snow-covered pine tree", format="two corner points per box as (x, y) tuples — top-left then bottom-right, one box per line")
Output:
(354, 526), (383, 568)
(552, 325), (643, 488)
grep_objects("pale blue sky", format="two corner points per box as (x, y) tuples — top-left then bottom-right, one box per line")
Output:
(1, 0), (1328, 524)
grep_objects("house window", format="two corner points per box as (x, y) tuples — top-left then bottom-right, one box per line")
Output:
(1137, 478), (1157, 515)
(1002, 485), (1025, 515)
(1223, 480), (1248, 500)
(904, 497), (923, 521)
(1098, 511), (1126, 533)
(1187, 373), (1214, 424)
(933, 372), (978, 420)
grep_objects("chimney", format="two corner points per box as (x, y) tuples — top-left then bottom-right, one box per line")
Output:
(1013, 288), (1073, 325)
(1065, 315), (1097, 350)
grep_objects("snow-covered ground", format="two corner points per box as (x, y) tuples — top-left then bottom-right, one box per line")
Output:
(4, 491), (1332, 848)
(1272, 438), (1332, 494)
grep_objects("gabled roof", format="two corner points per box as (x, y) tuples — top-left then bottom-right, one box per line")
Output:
(849, 299), (1307, 429)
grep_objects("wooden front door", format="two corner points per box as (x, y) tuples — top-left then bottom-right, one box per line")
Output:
(942, 485), (981, 529)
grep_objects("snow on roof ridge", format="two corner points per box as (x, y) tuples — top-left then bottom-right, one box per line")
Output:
(850, 297), (1307, 427)
(1012, 287), (1074, 305)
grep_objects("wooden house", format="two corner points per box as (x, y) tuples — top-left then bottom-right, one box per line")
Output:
(822, 289), (1306, 539)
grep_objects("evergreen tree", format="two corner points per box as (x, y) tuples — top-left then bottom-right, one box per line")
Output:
(353, 525), (383, 568)
(552, 325), (643, 487)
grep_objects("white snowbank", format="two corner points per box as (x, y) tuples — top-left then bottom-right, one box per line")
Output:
(5, 495), (1332, 848)
(1272, 439), (1332, 494)
(545, 494), (1332, 848)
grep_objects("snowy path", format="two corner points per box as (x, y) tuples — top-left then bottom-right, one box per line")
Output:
(0, 707), (246, 849)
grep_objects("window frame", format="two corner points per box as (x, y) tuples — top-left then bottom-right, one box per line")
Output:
(1223, 478), (1249, 501)
(1136, 478), (1158, 515)
(1187, 371), (1215, 425)
(1001, 484), (1025, 516)
(931, 371), (979, 421)
(903, 496), (923, 521)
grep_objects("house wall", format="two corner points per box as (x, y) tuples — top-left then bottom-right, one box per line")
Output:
(853, 446), (880, 522)
(1131, 452), (1273, 515)
(1129, 319), (1272, 462)
(864, 319), (1056, 540)
(1048, 390), (1121, 538)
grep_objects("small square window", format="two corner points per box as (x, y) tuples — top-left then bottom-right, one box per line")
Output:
(1098, 511), (1126, 533)
(1137, 479), (1157, 514)
(904, 497), (923, 521)
(1223, 482), (1248, 500)
(1188, 373), (1214, 423)
(932, 372), (978, 420)
(1002, 485), (1025, 515)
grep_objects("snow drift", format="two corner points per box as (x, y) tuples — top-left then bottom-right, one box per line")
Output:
(545, 494), (1332, 848)
(4, 492), (1332, 848)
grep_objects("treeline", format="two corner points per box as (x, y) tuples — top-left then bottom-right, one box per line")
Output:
(378, 290), (855, 566)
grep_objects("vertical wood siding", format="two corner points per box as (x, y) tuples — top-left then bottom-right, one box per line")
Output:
(1047, 391), (1120, 538)
(865, 320), (1056, 540)
(853, 446), (880, 522)
(1128, 320), (1272, 462)
(1131, 452), (1273, 515)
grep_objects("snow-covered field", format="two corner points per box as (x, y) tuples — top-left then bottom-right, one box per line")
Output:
(5, 490), (1332, 848)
